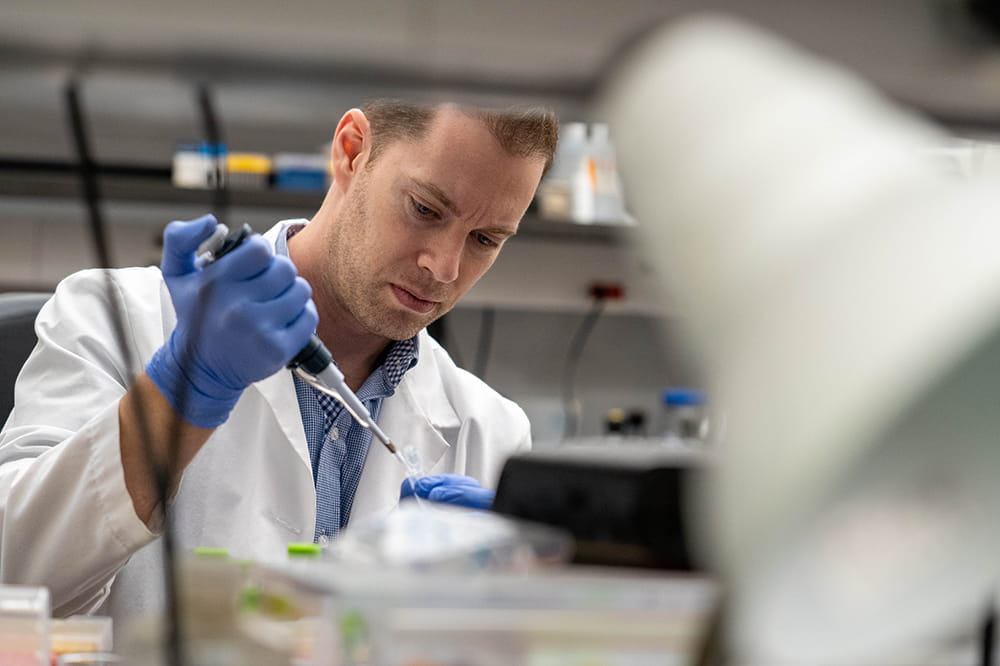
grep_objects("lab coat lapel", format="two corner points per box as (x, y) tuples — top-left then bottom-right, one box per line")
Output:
(253, 218), (313, 472)
(349, 331), (458, 521)
(250, 369), (312, 472)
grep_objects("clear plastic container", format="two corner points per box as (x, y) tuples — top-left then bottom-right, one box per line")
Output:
(258, 562), (718, 666)
(172, 141), (226, 189)
(50, 616), (113, 657)
(538, 122), (588, 221)
(0, 585), (50, 666)
(589, 122), (631, 225)
(327, 502), (573, 571)
(56, 654), (120, 665)
(272, 153), (329, 191)
(662, 387), (709, 447)
(225, 152), (272, 190)
(118, 553), (295, 666)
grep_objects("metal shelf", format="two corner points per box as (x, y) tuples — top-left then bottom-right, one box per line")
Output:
(0, 159), (635, 244)
(0, 161), (322, 210)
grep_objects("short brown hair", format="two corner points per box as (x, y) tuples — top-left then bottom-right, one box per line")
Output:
(361, 99), (559, 175)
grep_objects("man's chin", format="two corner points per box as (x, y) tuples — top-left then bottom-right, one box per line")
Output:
(363, 315), (432, 342)
(355, 296), (449, 340)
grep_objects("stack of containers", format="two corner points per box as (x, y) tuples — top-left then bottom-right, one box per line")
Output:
(225, 152), (272, 190)
(50, 616), (114, 660)
(173, 145), (332, 192)
(537, 122), (633, 225)
(272, 153), (329, 191)
(0, 585), (49, 666)
(172, 142), (226, 189)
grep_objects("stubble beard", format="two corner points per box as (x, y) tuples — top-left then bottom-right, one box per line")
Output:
(324, 179), (440, 342)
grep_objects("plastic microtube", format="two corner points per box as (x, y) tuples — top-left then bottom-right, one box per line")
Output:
(398, 445), (427, 508)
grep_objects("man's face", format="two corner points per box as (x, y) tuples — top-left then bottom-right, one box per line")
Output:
(317, 108), (545, 341)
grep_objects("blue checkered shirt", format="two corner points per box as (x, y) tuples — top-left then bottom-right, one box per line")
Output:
(276, 222), (419, 542)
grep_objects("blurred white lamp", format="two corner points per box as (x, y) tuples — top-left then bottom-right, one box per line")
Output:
(603, 14), (1000, 664)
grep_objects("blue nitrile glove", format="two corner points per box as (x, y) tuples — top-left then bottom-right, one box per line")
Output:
(146, 215), (318, 428)
(399, 474), (495, 510)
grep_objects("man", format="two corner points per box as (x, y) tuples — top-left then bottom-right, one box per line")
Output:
(0, 99), (558, 619)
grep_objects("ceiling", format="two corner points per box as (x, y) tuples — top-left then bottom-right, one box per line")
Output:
(4, 0), (1000, 162)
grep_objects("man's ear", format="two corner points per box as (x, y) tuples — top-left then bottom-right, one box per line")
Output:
(330, 108), (370, 192)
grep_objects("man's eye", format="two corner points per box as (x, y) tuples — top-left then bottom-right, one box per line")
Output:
(411, 199), (437, 218)
(474, 233), (498, 248)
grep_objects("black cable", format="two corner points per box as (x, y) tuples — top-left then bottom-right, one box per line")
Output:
(64, 77), (186, 666)
(155, 225), (242, 666)
(195, 84), (228, 226)
(561, 297), (606, 441)
(473, 306), (495, 380)
(981, 603), (995, 666)
(693, 595), (726, 666)
(64, 81), (112, 269)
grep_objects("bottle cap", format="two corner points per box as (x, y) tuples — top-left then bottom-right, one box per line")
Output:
(662, 387), (706, 406)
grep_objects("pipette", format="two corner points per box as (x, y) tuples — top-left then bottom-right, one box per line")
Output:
(195, 223), (423, 477)
(288, 337), (421, 476)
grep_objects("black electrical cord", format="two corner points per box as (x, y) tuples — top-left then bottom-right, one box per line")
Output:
(981, 602), (995, 666)
(65, 77), (231, 666)
(473, 306), (495, 380)
(560, 296), (606, 441)
(693, 596), (727, 666)
(195, 83), (228, 226)
(64, 81), (112, 269)
(65, 76), (188, 666)
(149, 81), (236, 666)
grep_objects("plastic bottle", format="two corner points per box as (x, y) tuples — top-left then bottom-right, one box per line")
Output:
(604, 407), (627, 435)
(571, 125), (597, 224)
(171, 141), (225, 189)
(662, 388), (709, 447)
(538, 122), (588, 221)
(589, 123), (628, 224)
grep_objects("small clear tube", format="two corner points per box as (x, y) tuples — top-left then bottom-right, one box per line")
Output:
(397, 445), (426, 507)
(397, 445), (423, 477)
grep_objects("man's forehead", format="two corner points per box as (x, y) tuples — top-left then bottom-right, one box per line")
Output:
(420, 105), (491, 141)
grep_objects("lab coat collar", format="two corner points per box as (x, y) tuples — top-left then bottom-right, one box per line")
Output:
(262, 218), (309, 254)
(400, 330), (462, 433)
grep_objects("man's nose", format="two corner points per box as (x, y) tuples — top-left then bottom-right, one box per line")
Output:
(417, 232), (463, 284)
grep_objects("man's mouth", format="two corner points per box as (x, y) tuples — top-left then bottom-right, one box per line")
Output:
(391, 284), (438, 314)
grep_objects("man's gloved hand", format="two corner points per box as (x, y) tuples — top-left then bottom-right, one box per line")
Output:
(146, 215), (318, 428)
(399, 474), (495, 510)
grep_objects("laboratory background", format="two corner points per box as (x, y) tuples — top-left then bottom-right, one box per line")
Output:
(5, 0), (1000, 664)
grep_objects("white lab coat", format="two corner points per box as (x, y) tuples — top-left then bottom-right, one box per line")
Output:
(0, 221), (530, 621)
